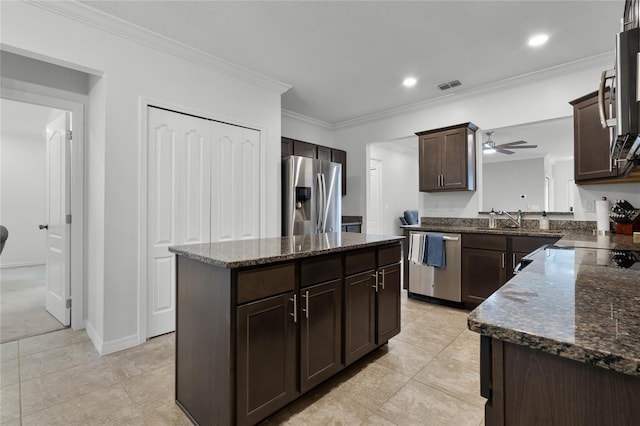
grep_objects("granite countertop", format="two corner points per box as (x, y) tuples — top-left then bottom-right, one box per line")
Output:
(400, 224), (565, 238)
(468, 241), (640, 377)
(401, 224), (638, 250)
(169, 232), (403, 268)
(342, 215), (363, 226)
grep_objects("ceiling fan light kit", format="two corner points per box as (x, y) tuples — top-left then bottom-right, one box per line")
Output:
(482, 130), (538, 155)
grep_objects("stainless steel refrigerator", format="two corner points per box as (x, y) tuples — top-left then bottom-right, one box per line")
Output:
(282, 155), (342, 236)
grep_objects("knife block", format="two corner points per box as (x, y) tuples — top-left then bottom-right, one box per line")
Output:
(615, 210), (640, 235)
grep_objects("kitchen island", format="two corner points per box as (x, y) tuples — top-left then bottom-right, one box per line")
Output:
(169, 232), (403, 426)
(468, 234), (640, 425)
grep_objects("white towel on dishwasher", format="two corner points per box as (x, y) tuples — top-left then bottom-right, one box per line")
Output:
(409, 234), (423, 264)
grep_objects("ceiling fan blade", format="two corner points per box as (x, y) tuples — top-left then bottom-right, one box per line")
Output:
(496, 148), (515, 155)
(507, 144), (538, 149)
(497, 140), (527, 147)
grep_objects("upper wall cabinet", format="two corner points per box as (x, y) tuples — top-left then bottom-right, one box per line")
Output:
(570, 91), (640, 184)
(281, 137), (347, 196)
(416, 122), (477, 192)
(570, 91), (618, 182)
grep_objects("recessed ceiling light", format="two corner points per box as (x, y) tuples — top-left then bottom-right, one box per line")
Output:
(528, 34), (549, 47)
(403, 77), (417, 87)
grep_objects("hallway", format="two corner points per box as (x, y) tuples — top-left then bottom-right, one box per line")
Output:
(0, 266), (64, 344)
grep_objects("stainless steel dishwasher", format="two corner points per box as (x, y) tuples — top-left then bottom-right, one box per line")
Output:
(408, 231), (462, 303)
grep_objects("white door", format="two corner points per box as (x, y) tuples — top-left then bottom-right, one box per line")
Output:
(147, 107), (212, 338)
(211, 122), (260, 242)
(367, 159), (382, 234)
(44, 111), (71, 326)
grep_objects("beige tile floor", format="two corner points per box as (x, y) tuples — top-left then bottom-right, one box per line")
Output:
(0, 291), (485, 425)
(1, 266), (65, 343)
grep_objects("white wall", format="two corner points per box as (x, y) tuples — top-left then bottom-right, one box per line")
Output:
(551, 159), (574, 212)
(1, 1), (286, 352)
(483, 158), (545, 212)
(330, 54), (640, 222)
(0, 131), (46, 267)
(369, 144), (418, 235)
(282, 112), (335, 147)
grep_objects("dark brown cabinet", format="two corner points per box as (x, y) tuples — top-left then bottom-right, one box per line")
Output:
(341, 223), (361, 233)
(331, 148), (347, 196)
(376, 262), (401, 343)
(416, 122), (477, 192)
(344, 244), (401, 365)
(237, 292), (297, 426)
(462, 234), (560, 307)
(176, 241), (401, 426)
(281, 137), (348, 195)
(293, 139), (317, 158)
(570, 91), (618, 182)
(481, 337), (640, 425)
(299, 279), (342, 392)
(281, 137), (294, 158)
(344, 270), (377, 365)
(462, 244), (507, 307)
(299, 254), (343, 393)
(317, 145), (332, 161)
(509, 236), (559, 278)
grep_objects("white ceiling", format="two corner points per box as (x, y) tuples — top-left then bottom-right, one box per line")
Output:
(79, 0), (623, 125)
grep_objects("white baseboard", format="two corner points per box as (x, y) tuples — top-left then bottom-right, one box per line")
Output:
(102, 333), (140, 355)
(0, 261), (45, 269)
(85, 321), (104, 354)
(85, 321), (140, 355)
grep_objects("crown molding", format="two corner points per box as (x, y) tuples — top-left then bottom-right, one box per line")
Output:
(28, 1), (292, 95)
(332, 52), (614, 129)
(281, 108), (334, 129)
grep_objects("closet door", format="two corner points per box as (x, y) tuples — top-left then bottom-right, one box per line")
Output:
(147, 107), (212, 338)
(211, 122), (260, 242)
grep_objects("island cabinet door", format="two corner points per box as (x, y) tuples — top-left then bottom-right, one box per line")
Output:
(344, 270), (377, 365)
(300, 278), (343, 393)
(376, 262), (401, 344)
(237, 291), (297, 426)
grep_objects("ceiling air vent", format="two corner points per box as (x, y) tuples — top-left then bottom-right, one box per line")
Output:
(436, 80), (462, 91)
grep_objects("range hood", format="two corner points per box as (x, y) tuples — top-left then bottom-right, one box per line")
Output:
(599, 0), (640, 177)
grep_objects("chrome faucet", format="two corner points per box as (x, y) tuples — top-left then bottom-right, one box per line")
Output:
(497, 210), (523, 228)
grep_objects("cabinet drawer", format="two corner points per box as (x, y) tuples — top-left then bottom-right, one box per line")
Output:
(345, 249), (376, 276)
(462, 234), (507, 251)
(237, 263), (295, 304)
(378, 244), (401, 267)
(300, 254), (342, 287)
(511, 236), (559, 253)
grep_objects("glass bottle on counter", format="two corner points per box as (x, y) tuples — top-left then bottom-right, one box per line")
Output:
(489, 208), (497, 229)
(540, 211), (550, 230)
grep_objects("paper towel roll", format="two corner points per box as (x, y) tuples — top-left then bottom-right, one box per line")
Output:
(596, 199), (610, 233)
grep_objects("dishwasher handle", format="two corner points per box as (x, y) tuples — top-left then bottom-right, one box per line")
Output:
(442, 236), (459, 241)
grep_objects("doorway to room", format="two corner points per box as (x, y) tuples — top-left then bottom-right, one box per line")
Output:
(0, 98), (75, 343)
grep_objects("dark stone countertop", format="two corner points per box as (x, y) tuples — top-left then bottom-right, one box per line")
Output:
(400, 224), (565, 238)
(342, 215), (363, 226)
(169, 232), (403, 269)
(468, 241), (640, 377)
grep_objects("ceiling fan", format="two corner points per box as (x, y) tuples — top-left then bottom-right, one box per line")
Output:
(483, 131), (538, 155)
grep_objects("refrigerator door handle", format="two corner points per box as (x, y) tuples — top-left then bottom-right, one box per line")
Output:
(316, 172), (323, 232)
(320, 173), (329, 233)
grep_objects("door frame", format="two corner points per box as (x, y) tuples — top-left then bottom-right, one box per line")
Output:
(1, 87), (85, 330)
(137, 97), (267, 342)
(367, 158), (382, 234)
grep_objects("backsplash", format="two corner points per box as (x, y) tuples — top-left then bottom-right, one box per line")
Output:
(420, 217), (597, 232)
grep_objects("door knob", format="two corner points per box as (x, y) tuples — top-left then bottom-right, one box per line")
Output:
(38, 224), (48, 230)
